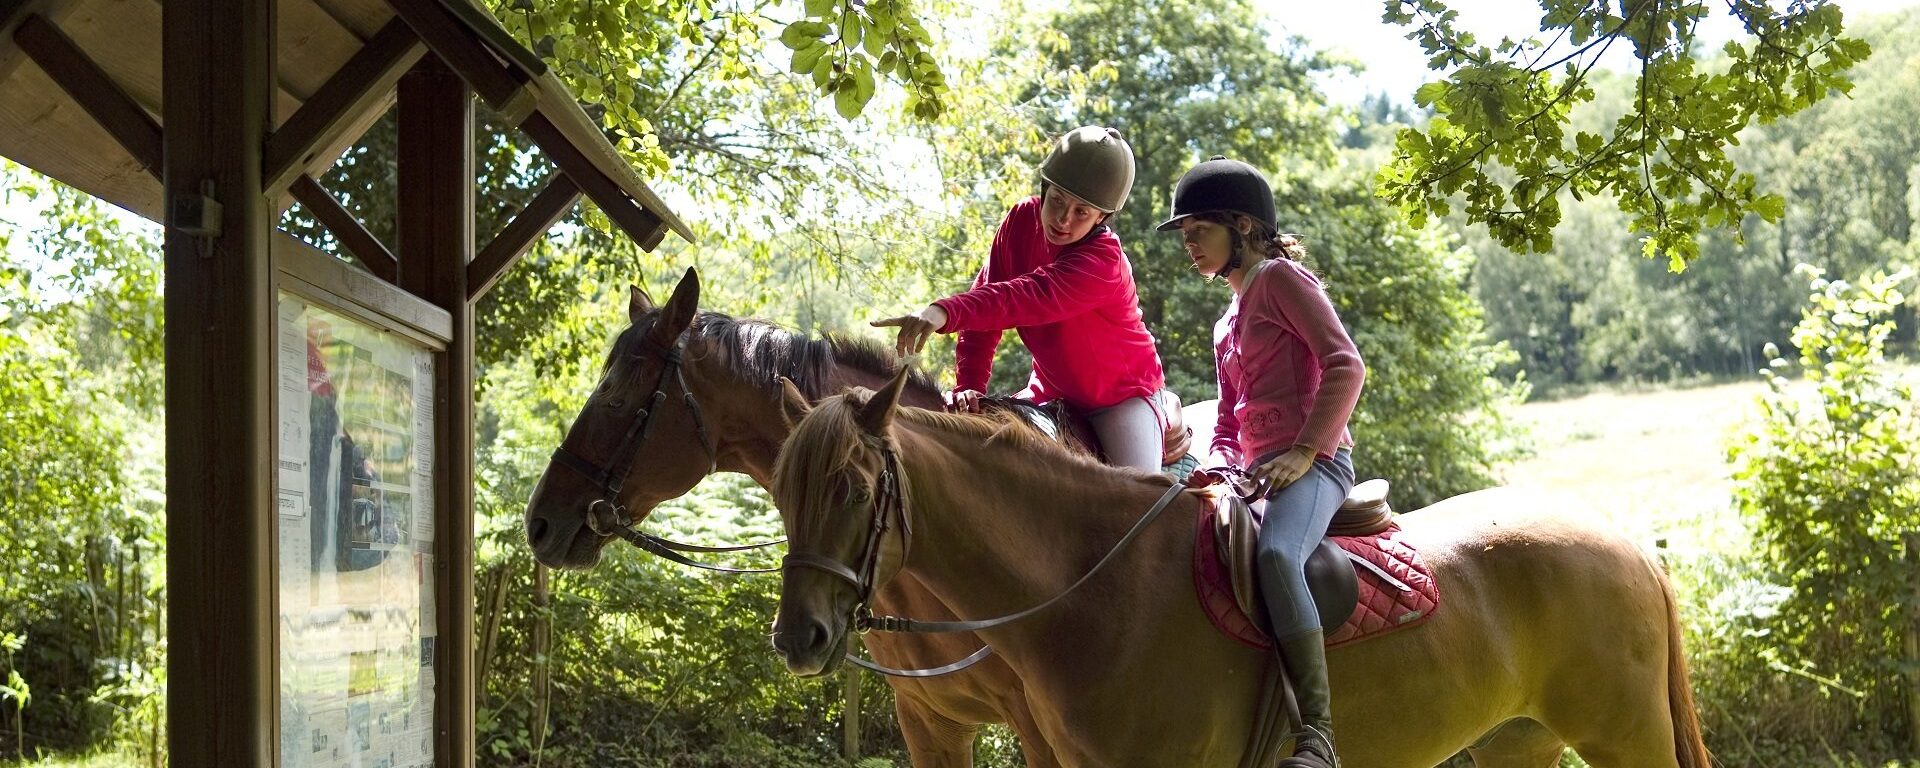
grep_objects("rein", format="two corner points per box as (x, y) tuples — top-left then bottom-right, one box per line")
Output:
(782, 441), (1190, 677)
(549, 328), (783, 573)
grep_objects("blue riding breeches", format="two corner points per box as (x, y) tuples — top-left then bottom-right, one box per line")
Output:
(1255, 447), (1355, 640)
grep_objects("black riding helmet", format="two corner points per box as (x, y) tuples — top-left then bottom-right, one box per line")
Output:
(1155, 156), (1277, 233)
(1157, 156), (1276, 280)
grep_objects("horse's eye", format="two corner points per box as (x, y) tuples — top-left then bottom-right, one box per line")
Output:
(848, 487), (872, 505)
(605, 397), (626, 410)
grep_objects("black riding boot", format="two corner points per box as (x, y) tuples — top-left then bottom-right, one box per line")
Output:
(1277, 629), (1338, 768)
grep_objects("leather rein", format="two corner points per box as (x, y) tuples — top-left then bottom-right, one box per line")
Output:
(547, 328), (783, 574)
(781, 439), (1190, 678)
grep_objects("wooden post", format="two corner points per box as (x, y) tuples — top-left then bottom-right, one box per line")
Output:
(530, 565), (552, 763)
(1906, 532), (1920, 756)
(843, 636), (862, 761)
(162, 0), (275, 763)
(397, 54), (476, 768)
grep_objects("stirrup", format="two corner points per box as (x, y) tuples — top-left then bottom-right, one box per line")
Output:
(1277, 724), (1339, 768)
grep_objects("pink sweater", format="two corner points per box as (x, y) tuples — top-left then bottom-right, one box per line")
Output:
(1211, 258), (1365, 466)
(936, 197), (1165, 410)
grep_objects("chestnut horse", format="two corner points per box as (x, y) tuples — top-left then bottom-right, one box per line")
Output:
(523, 269), (1066, 766)
(768, 370), (1712, 768)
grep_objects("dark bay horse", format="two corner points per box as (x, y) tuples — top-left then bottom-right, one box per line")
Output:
(522, 268), (1064, 766)
(768, 370), (1713, 768)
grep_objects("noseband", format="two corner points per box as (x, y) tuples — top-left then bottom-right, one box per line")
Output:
(548, 329), (780, 574)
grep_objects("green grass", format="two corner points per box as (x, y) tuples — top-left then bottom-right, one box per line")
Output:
(1497, 364), (1920, 553)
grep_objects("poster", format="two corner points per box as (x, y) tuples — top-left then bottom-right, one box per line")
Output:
(277, 292), (437, 768)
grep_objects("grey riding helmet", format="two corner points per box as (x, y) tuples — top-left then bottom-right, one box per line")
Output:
(1039, 126), (1137, 213)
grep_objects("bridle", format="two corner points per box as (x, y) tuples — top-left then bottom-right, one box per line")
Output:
(547, 325), (782, 574)
(779, 439), (1188, 677)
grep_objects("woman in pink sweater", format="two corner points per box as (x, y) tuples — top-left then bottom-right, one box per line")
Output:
(1161, 156), (1365, 768)
(873, 126), (1169, 471)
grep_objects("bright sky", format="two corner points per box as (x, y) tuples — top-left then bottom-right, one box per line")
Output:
(1270, 0), (1920, 105)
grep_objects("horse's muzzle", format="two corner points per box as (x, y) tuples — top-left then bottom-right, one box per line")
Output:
(770, 616), (841, 677)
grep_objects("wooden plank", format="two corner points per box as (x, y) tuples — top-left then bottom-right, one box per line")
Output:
(162, 0), (275, 764)
(0, 0), (65, 85)
(304, 0), (389, 39)
(263, 17), (422, 194)
(50, 0), (303, 125)
(274, 0), (362, 100)
(520, 111), (668, 251)
(288, 174), (398, 282)
(397, 55), (475, 768)
(386, 0), (528, 118)
(13, 12), (162, 177)
(36, 0), (162, 114)
(0, 58), (158, 218)
(467, 171), (576, 301)
(273, 229), (451, 343)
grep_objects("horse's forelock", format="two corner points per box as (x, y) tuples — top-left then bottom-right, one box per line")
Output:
(772, 395), (877, 541)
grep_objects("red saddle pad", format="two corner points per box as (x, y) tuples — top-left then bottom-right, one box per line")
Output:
(1193, 509), (1439, 650)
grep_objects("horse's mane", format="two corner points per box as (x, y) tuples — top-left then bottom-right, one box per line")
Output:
(772, 389), (1173, 539)
(895, 405), (1164, 480)
(685, 312), (942, 401)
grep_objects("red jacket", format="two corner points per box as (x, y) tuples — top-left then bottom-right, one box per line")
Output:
(934, 197), (1165, 410)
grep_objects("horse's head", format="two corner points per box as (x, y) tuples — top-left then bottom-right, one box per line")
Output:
(767, 368), (913, 676)
(524, 268), (719, 569)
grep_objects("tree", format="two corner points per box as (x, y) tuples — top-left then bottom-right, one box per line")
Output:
(1376, 0), (1868, 269)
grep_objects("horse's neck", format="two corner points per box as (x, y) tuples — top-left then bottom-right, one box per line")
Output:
(894, 421), (1184, 621)
(688, 356), (940, 487)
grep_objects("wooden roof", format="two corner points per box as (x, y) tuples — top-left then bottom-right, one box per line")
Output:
(0, 0), (693, 248)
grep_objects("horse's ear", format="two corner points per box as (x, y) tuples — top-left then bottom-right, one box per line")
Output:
(777, 377), (811, 427)
(628, 284), (655, 324)
(855, 366), (910, 436)
(649, 267), (700, 345)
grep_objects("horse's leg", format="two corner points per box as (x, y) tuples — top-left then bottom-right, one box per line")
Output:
(895, 693), (979, 768)
(1464, 719), (1565, 768)
(1529, 558), (1695, 768)
(1005, 694), (1066, 768)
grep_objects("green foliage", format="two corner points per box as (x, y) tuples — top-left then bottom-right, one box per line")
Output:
(1378, 0), (1868, 269)
(1287, 170), (1528, 508)
(1728, 265), (1920, 748)
(0, 164), (166, 764)
(1455, 9), (1920, 395)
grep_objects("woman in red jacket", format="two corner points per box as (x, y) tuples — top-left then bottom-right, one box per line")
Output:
(1164, 156), (1365, 768)
(873, 126), (1170, 471)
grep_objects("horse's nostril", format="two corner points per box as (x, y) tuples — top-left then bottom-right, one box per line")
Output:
(772, 619), (831, 659)
(528, 516), (549, 545)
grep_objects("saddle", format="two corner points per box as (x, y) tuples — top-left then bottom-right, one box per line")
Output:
(998, 388), (1193, 468)
(1196, 480), (1439, 768)
(1211, 479), (1393, 635)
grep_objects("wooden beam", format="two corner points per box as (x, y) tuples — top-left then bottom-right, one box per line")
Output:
(397, 56), (476, 768)
(520, 111), (668, 251)
(163, 0), (275, 762)
(13, 13), (163, 178)
(263, 18), (424, 195)
(289, 174), (399, 283)
(386, 0), (532, 122)
(429, 0), (545, 77)
(467, 172), (577, 301)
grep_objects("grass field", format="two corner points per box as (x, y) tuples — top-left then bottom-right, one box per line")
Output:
(1497, 377), (1764, 554)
